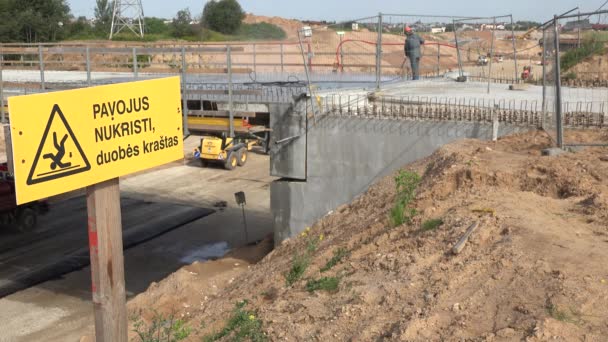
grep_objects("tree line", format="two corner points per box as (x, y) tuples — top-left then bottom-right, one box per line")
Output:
(0, 0), (271, 43)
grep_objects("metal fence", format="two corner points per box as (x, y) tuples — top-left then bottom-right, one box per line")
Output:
(453, 15), (518, 93)
(542, 9), (608, 148)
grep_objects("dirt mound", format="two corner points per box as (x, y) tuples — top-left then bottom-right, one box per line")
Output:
(124, 130), (608, 341)
(243, 14), (302, 39)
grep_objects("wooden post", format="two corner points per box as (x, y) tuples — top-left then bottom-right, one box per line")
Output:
(87, 178), (127, 342)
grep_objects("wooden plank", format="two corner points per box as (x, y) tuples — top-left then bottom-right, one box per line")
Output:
(452, 222), (479, 255)
(188, 110), (257, 117)
(86, 178), (127, 342)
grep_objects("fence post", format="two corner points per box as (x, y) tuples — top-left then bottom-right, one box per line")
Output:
(510, 15), (519, 83)
(375, 13), (383, 90)
(86, 46), (92, 87)
(0, 48), (6, 123)
(38, 45), (45, 90)
(454, 19), (464, 78)
(280, 43), (284, 73)
(253, 43), (256, 75)
(0, 48), (4, 124)
(298, 28), (317, 123)
(553, 15), (564, 148)
(340, 33), (345, 73)
(541, 28), (546, 127)
(437, 44), (441, 77)
(181, 47), (189, 136)
(227, 46), (234, 138)
(132, 47), (138, 79)
(487, 17), (496, 94)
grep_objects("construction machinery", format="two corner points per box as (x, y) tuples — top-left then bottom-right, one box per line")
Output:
(189, 111), (270, 170)
(0, 163), (48, 232)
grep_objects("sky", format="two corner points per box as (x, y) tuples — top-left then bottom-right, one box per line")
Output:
(67, 0), (606, 22)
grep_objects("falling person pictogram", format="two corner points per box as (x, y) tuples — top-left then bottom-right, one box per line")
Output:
(43, 132), (72, 170)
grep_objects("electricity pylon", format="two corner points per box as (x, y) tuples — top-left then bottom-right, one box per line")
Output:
(110, 0), (145, 39)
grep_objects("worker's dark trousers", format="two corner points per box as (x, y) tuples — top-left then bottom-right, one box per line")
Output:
(410, 57), (421, 80)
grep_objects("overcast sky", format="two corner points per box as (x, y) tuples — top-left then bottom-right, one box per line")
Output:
(67, 0), (606, 22)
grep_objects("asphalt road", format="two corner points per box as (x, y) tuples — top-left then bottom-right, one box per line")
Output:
(0, 149), (275, 342)
(0, 196), (213, 298)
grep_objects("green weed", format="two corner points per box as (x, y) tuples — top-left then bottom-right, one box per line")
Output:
(546, 304), (581, 324)
(320, 248), (349, 273)
(285, 254), (310, 286)
(420, 219), (444, 232)
(131, 310), (191, 342)
(203, 300), (266, 342)
(305, 277), (340, 293)
(389, 170), (421, 227)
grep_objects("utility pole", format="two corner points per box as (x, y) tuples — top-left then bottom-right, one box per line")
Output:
(110, 0), (145, 39)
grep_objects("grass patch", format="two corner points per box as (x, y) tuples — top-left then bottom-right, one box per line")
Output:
(420, 219), (444, 232)
(306, 277), (340, 293)
(237, 23), (286, 40)
(203, 300), (266, 342)
(285, 230), (324, 286)
(547, 304), (580, 324)
(285, 254), (310, 286)
(389, 170), (421, 227)
(131, 311), (191, 342)
(560, 34), (605, 71)
(320, 248), (349, 273)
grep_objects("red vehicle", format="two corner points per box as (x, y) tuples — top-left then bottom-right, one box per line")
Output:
(0, 164), (48, 232)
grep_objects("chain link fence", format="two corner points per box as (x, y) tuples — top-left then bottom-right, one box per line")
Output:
(542, 9), (608, 148)
(453, 15), (518, 93)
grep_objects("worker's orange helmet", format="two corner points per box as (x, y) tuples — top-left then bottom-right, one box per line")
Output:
(404, 26), (412, 33)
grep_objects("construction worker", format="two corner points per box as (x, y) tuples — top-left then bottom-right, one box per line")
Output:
(404, 26), (425, 80)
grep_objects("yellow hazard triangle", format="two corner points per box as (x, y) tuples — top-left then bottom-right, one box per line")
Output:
(27, 104), (91, 185)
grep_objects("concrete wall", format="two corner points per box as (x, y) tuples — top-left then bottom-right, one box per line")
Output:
(271, 113), (529, 243)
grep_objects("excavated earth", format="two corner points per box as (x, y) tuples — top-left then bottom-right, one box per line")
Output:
(123, 129), (608, 341)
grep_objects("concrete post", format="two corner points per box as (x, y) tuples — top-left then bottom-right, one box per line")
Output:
(375, 13), (383, 90)
(553, 15), (564, 148)
(38, 45), (45, 90)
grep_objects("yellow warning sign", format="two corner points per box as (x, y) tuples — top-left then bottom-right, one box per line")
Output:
(9, 77), (183, 204)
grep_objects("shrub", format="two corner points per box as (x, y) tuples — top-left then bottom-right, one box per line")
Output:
(560, 35), (605, 71)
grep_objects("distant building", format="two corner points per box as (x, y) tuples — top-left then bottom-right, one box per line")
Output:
(431, 27), (446, 33)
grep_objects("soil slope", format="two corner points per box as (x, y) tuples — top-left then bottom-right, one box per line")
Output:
(126, 130), (608, 341)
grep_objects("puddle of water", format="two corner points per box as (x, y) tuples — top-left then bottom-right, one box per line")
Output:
(179, 241), (230, 264)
